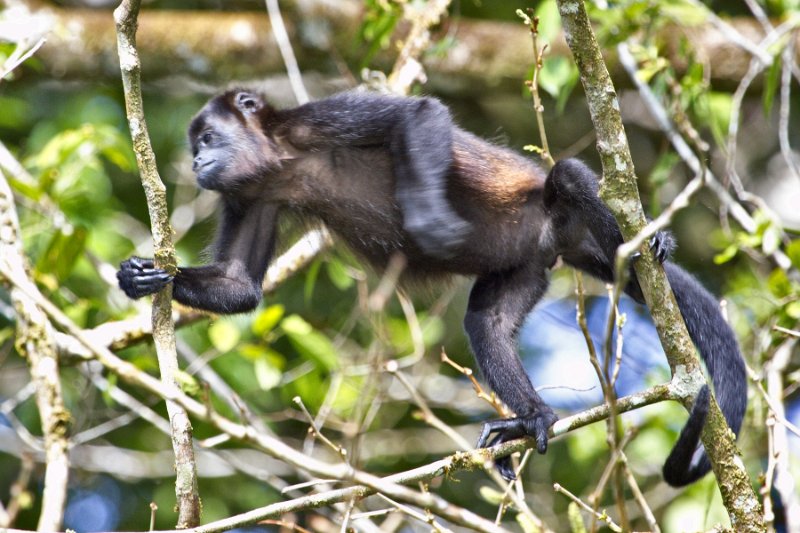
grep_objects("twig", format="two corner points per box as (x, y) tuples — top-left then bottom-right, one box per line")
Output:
(0, 37), (47, 81)
(387, 0), (452, 94)
(684, 0), (772, 66)
(616, 41), (794, 273)
(0, 454), (34, 527)
(774, 325), (800, 338)
(113, 0), (200, 525)
(553, 483), (622, 532)
(441, 350), (508, 416)
(517, 8), (555, 168)
(293, 396), (348, 461)
(367, 253), (407, 311)
(389, 364), (471, 449)
(264, 0), (310, 105)
(778, 33), (800, 182)
(376, 493), (453, 533)
(618, 451), (660, 533)
(388, 364), (549, 531)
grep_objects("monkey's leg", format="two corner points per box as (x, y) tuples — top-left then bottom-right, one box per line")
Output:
(391, 99), (471, 258)
(465, 262), (558, 479)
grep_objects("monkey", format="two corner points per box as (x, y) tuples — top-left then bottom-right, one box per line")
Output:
(117, 89), (747, 486)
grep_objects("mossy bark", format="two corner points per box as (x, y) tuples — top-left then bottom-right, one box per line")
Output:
(555, 1), (764, 530)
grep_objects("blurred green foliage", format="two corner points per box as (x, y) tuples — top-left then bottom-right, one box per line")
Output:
(0, 0), (797, 531)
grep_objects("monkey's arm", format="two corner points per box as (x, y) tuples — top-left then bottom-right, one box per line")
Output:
(118, 202), (278, 314)
(283, 94), (471, 258)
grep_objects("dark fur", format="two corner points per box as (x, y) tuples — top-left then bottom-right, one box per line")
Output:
(117, 90), (746, 486)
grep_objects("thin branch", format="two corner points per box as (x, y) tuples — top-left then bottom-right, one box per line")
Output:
(113, 0), (200, 525)
(264, 0), (310, 104)
(778, 33), (800, 182)
(386, 0), (452, 94)
(617, 41), (794, 272)
(553, 483), (622, 532)
(0, 37), (47, 81)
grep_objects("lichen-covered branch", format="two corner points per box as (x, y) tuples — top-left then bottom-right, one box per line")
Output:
(555, 0), (762, 529)
(0, 165), (70, 532)
(114, 0), (200, 526)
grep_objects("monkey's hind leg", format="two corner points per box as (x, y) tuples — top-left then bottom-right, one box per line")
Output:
(391, 99), (471, 258)
(465, 262), (558, 479)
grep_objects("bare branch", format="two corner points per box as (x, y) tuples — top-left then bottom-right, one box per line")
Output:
(114, 0), (200, 525)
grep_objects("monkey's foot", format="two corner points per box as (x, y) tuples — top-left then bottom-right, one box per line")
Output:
(650, 230), (676, 263)
(403, 207), (472, 259)
(117, 256), (174, 299)
(476, 408), (558, 480)
(631, 230), (676, 264)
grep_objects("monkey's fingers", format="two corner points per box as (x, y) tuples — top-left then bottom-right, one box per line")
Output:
(495, 457), (517, 481)
(650, 230), (676, 264)
(117, 266), (173, 299)
(122, 256), (155, 270)
(476, 418), (525, 449)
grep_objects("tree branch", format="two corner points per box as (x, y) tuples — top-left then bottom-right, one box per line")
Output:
(114, 0), (200, 526)
(0, 145), (69, 532)
(555, 0), (763, 529)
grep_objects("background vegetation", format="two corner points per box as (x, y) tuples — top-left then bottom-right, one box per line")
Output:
(0, 0), (799, 531)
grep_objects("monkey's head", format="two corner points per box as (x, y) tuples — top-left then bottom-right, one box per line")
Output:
(188, 90), (282, 191)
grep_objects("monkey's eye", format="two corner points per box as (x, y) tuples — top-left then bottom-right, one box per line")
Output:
(200, 132), (213, 145)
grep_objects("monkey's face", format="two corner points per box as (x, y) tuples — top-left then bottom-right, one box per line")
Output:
(188, 91), (281, 192)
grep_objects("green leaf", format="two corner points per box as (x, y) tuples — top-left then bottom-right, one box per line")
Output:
(254, 357), (282, 390)
(304, 259), (322, 304)
(208, 320), (241, 353)
(539, 56), (575, 99)
(660, 0), (708, 25)
(36, 225), (88, 280)
(174, 370), (200, 396)
(281, 315), (338, 370)
(516, 512), (542, 533)
(567, 502), (587, 533)
(478, 486), (505, 505)
(762, 225), (781, 255)
(706, 92), (733, 147)
(252, 304), (285, 337)
(768, 269), (792, 298)
(714, 244), (738, 264)
(763, 54), (782, 116)
(786, 239), (800, 269)
(786, 301), (800, 319)
(648, 152), (680, 189)
(326, 258), (354, 291)
(536, 0), (561, 44)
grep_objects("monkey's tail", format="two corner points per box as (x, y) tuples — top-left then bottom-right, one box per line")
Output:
(659, 262), (747, 487)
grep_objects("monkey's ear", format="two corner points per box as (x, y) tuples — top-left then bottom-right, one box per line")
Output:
(235, 92), (263, 114)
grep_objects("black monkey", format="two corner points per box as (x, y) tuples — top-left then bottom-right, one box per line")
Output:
(117, 90), (746, 486)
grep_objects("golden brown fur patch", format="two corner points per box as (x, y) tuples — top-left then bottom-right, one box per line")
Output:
(452, 134), (543, 209)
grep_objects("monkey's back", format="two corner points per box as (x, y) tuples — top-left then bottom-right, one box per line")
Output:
(283, 133), (554, 278)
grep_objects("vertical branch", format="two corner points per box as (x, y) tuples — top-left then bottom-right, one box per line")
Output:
(387, 0), (452, 95)
(113, 0), (200, 527)
(0, 169), (70, 531)
(554, 0), (763, 529)
(264, 0), (310, 105)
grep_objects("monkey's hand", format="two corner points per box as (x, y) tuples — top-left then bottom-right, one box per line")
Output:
(401, 196), (472, 259)
(117, 257), (174, 299)
(476, 407), (559, 480)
